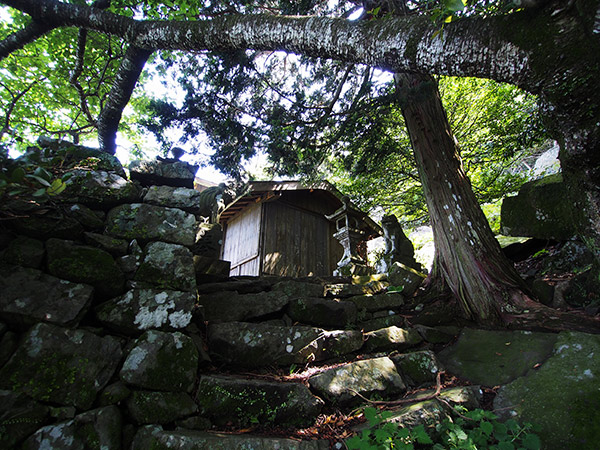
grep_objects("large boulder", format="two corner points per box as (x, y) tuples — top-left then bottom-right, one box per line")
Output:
(494, 331), (600, 450)
(143, 185), (205, 214)
(308, 357), (406, 403)
(0, 265), (93, 328)
(46, 238), (125, 299)
(21, 406), (122, 450)
(62, 169), (140, 209)
(127, 391), (198, 425)
(198, 290), (291, 322)
(129, 159), (198, 188)
(131, 426), (329, 450)
(345, 292), (405, 313)
(387, 263), (426, 297)
(135, 241), (196, 292)
(438, 328), (558, 386)
(195, 375), (323, 427)
(120, 330), (198, 393)
(106, 203), (197, 246)
(83, 232), (129, 256)
(500, 174), (575, 240)
(95, 289), (194, 335)
(0, 323), (122, 409)
(391, 350), (444, 387)
(191, 223), (223, 258)
(208, 322), (363, 367)
(11, 209), (84, 240)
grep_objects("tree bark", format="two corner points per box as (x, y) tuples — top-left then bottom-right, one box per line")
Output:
(396, 73), (534, 324)
(97, 45), (153, 154)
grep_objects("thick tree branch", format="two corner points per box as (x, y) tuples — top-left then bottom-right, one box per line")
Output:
(97, 45), (153, 154)
(3, 0), (585, 94)
(0, 21), (55, 60)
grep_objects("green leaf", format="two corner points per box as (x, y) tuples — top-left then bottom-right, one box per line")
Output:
(480, 420), (494, 436)
(10, 167), (25, 183)
(26, 174), (51, 187)
(445, 0), (466, 13)
(47, 179), (66, 196)
(33, 166), (52, 181)
(497, 441), (515, 450)
(412, 425), (434, 444)
(521, 433), (542, 450)
(32, 187), (47, 197)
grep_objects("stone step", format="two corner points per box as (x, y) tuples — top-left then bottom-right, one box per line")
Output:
(131, 425), (329, 450)
(207, 322), (363, 367)
(195, 375), (323, 428)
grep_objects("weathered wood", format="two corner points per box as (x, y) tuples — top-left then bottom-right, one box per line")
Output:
(221, 202), (262, 276)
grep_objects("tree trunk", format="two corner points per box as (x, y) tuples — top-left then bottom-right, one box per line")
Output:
(395, 73), (533, 324)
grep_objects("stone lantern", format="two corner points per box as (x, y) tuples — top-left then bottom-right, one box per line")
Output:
(325, 196), (375, 276)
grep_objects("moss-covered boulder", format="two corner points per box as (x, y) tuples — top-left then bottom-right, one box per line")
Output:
(21, 406), (122, 450)
(65, 203), (105, 230)
(135, 242), (196, 292)
(46, 238), (125, 299)
(106, 203), (197, 246)
(143, 185), (205, 214)
(287, 297), (357, 328)
(358, 315), (407, 332)
(0, 390), (50, 449)
(494, 331), (600, 450)
(195, 375), (323, 427)
(0, 323), (122, 409)
(391, 350), (444, 387)
(95, 289), (194, 335)
(0, 265), (93, 328)
(1, 235), (45, 268)
(127, 391), (198, 425)
(363, 326), (423, 353)
(131, 425), (329, 450)
(198, 290), (290, 322)
(61, 169), (140, 209)
(308, 357), (406, 403)
(208, 322), (363, 367)
(500, 174), (575, 240)
(120, 330), (198, 393)
(387, 262), (426, 297)
(11, 209), (84, 240)
(437, 328), (557, 386)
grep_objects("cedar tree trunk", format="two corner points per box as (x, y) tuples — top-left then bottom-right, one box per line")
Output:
(396, 73), (533, 324)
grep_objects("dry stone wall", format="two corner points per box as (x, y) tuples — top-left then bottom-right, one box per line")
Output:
(0, 140), (469, 449)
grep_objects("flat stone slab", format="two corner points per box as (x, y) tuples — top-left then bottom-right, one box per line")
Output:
(345, 292), (405, 312)
(195, 375), (323, 427)
(95, 288), (194, 335)
(106, 203), (197, 246)
(363, 326), (423, 353)
(0, 323), (122, 409)
(437, 328), (558, 386)
(309, 357), (406, 403)
(0, 265), (93, 328)
(391, 350), (444, 387)
(494, 331), (600, 450)
(199, 290), (290, 322)
(208, 322), (363, 367)
(287, 297), (357, 328)
(131, 426), (329, 450)
(129, 159), (198, 188)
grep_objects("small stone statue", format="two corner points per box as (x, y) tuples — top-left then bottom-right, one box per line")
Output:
(378, 214), (421, 273)
(157, 146), (186, 162)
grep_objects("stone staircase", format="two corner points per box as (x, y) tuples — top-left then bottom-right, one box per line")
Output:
(0, 140), (481, 449)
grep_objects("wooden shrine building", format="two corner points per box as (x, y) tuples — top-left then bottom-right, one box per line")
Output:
(218, 181), (381, 277)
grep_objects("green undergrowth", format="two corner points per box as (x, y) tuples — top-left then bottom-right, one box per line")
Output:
(347, 406), (541, 450)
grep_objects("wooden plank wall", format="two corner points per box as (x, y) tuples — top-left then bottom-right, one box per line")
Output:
(221, 202), (262, 276)
(261, 201), (332, 277)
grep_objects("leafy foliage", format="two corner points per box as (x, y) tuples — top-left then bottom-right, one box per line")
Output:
(347, 406), (541, 450)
